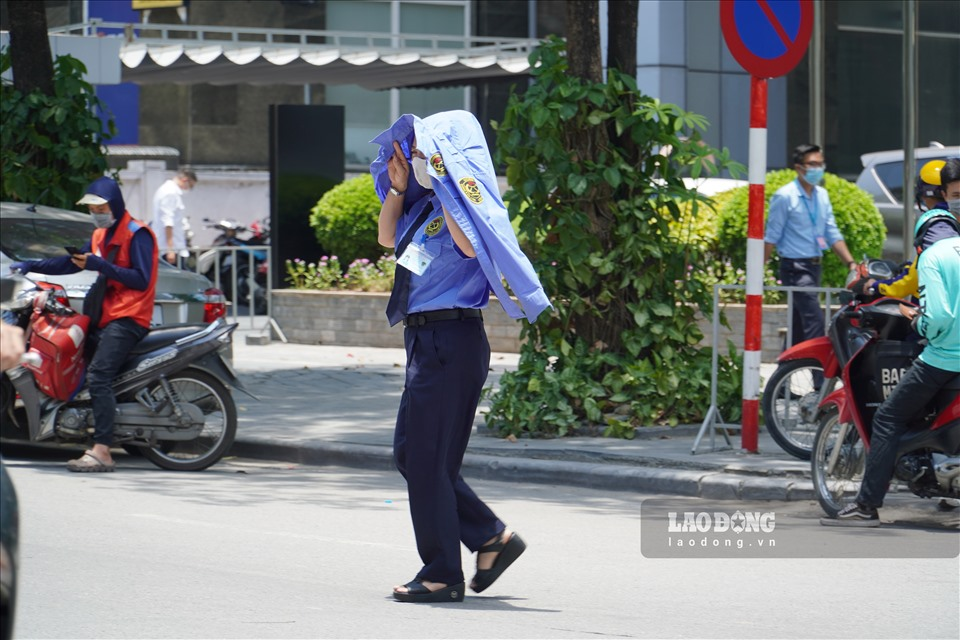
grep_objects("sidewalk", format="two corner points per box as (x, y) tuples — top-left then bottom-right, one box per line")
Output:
(228, 325), (814, 502)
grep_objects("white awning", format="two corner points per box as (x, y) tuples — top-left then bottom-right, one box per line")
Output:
(49, 21), (539, 90)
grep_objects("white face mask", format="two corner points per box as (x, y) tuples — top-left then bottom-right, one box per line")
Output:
(948, 199), (960, 215)
(411, 156), (433, 190)
(91, 213), (114, 229)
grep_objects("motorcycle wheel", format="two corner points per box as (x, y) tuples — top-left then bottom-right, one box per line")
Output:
(811, 408), (865, 517)
(761, 359), (829, 460)
(140, 369), (237, 471)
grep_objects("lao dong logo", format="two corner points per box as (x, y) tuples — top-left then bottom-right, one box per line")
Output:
(668, 510), (776, 534)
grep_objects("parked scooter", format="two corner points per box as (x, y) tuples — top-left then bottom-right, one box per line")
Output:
(196, 218), (269, 314)
(762, 257), (901, 460)
(810, 293), (960, 517)
(0, 280), (254, 471)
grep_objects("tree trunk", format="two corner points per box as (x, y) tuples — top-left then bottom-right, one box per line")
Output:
(565, 0), (602, 83)
(7, 0), (55, 96)
(607, 0), (638, 77)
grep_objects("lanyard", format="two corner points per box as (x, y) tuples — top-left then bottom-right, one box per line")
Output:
(796, 179), (818, 232)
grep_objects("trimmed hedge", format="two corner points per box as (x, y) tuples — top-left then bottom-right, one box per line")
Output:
(716, 170), (885, 287)
(308, 174), (386, 267)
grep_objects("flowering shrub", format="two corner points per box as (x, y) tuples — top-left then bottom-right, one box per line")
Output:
(285, 254), (396, 292)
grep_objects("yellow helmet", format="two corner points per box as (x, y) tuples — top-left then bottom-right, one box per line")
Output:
(915, 159), (946, 207)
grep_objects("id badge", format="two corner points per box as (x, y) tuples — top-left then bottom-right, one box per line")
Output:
(816, 236), (828, 251)
(397, 243), (437, 276)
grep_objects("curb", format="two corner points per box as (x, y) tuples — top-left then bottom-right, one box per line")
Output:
(229, 437), (811, 502)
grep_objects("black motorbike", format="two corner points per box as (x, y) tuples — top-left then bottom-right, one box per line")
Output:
(1, 281), (255, 471)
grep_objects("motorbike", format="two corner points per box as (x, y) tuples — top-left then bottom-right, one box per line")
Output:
(762, 257), (901, 460)
(197, 218), (269, 314)
(810, 292), (960, 517)
(0, 280), (255, 471)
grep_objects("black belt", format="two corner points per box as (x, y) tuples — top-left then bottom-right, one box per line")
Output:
(403, 308), (482, 327)
(784, 256), (821, 265)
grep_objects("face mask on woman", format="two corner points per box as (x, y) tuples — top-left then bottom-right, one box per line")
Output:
(411, 156), (433, 190)
(91, 213), (114, 229)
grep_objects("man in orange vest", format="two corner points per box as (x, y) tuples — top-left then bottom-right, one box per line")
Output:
(11, 177), (159, 472)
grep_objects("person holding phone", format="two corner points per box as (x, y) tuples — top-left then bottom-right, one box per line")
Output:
(9, 177), (158, 472)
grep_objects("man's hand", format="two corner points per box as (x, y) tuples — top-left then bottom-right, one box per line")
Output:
(165, 251), (177, 264)
(0, 323), (25, 371)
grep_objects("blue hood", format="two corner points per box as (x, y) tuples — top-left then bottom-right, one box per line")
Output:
(82, 176), (126, 222)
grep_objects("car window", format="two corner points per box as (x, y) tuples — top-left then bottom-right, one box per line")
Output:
(873, 155), (950, 204)
(873, 162), (904, 203)
(0, 219), (91, 260)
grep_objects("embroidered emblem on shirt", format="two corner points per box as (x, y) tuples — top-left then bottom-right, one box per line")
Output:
(424, 216), (444, 236)
(429, 153), (447, 176)
(458, 177), (483, 204)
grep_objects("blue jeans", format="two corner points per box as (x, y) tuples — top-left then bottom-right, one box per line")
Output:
(857, 358), (959, 509)
(86, 318), (148, 445)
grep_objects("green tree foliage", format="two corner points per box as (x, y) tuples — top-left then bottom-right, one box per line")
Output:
(0, 51), (116, 209)
(716, 169), (885, 287)
(308, 174), (387, 268)
(487, 37), (745, 438)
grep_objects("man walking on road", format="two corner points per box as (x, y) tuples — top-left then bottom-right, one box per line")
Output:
(764, 144), (857, 347)
(152, 169), (197, 267)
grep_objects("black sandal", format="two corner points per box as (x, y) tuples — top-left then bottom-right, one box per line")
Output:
(393, 579), (465, 603)
(470, 531), (527, 593)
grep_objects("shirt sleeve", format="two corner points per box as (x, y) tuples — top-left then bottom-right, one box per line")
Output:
(764, 192), (787, 245)
(85, 229), (156, 291)
(20, 251), (85, 275)
(915, 250), (954, 342)
(877, 261), (919, 299)
(157, 193), (180, 228)
(822, 191), (844, 246)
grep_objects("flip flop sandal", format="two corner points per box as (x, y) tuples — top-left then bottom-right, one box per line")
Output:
(392, 579), (465, 603)
(470, 531), (527, 593)
(67, 450), (116, 473)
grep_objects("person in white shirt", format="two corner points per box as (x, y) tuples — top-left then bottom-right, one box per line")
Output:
(151, 169), (197, 266)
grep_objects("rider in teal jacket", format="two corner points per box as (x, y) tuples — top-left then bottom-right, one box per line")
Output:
(915, 231), (960, 372)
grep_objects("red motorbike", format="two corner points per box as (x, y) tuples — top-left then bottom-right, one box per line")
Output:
(810, 294), (960, 517)
(762, 258), (900, 460)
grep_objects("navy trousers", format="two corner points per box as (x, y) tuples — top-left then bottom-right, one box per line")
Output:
(779, 258), (825, 347)
(393, 316), (504, 585)
(86, 318), (149, 445)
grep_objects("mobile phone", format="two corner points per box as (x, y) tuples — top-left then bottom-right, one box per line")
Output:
(64, 245), (83, 255)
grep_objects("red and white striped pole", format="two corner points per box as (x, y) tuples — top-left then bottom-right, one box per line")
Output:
(742, 75), (767, 453)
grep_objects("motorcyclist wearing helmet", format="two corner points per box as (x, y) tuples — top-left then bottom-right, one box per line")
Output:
(822, 170), (960, 527)
(851, 158), (960, 299)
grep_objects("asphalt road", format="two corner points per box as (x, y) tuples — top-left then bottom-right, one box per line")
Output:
(3, 447), (958, 640)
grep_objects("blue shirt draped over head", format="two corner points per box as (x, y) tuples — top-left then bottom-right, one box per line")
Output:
(370, 111), (551, 323)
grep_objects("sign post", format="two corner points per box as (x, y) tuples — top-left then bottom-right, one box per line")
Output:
(720, 0), (813, 452)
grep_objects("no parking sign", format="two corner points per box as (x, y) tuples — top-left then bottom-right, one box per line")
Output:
(721, 0), (813, 79)
(717, 0), (813, 452)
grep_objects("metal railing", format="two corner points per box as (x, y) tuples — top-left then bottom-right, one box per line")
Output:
(693, 283), (847, 454)
(186, 244), (286, 342)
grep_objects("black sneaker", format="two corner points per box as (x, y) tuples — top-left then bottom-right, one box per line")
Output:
(820, 502), (880, 527)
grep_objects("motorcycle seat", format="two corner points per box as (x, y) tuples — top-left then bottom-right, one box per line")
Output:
(129, 324), (208, 355)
